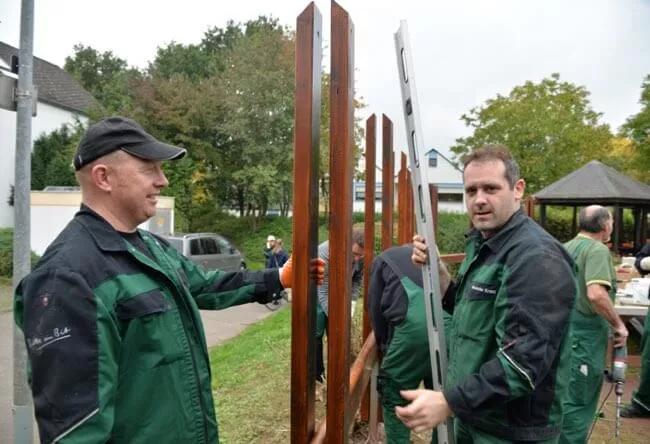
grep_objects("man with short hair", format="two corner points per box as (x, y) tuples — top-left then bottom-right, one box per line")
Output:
(559, 205), (628, 442)
(402, 145), (576, 442)
(14, 116), (323, 444)
(315, 228), (365, 383)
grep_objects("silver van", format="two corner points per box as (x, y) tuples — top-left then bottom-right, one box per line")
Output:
(162, 233), (246, 273)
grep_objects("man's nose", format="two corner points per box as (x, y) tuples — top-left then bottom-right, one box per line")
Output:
(156, 170), (169, 188)
(474, 190), (488, 205)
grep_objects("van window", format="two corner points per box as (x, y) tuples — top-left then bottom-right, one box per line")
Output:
(201, 237), (221, 255)
(190, 239), (202, 255)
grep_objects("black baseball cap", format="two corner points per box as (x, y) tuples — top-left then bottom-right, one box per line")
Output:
(73, 116), (186, 170)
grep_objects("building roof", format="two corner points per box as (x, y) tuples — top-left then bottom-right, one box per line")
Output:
(0, 41), (97, 114)
(534, 160), (650, 206)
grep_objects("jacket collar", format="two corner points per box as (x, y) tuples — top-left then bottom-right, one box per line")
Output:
(467, 208), (528, 253)
(75, 204), (130, 252)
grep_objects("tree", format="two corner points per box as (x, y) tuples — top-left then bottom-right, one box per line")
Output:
(602, 137), (648, 183)
(451, 73), (613, 193)
(31, 122), (84, 189)
(620, 74), (650, 182)
(148, 21), (243, 80)
(214, 18), (295, 222)
(64, 44), (141, 114)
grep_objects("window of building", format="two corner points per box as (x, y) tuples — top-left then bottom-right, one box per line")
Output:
(438, 193), (463, 203)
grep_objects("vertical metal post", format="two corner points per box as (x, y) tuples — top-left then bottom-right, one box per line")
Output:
(360, 115), (376, 423)
(13, 1), (35, 443)
(540, 204), (547, 229)
(406, 169), (414, 241)
(394, 22), (452, 443)
(429, 184), (439, 240)
(291, 3), (322, 443)
(614, 205), (622, 254)
(381, 115), (393, 251)
(398, 152), (414, 244)
(327, 1), (354, 442)
(571, 206), (578, 236)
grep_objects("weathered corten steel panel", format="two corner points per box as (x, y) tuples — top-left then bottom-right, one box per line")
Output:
(291, 3), (322, 442)
(326, 1), (355, 442)
(360, 114), (376, 422)
(381, 114), (394, 251)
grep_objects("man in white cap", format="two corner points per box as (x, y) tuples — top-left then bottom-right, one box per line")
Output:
(264, 235), (277, 268)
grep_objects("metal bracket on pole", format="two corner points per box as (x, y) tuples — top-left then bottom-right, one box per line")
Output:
(394, 21), (454, 444)
(0, 70), (38, 115)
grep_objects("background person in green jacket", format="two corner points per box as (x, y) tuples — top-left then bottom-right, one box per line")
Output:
(14, 117), (323, 444)
(621, 242), (650, 418)
(559, 205), (628, 443)
(402, 145), (576, 443)
(369, 244), (452, 443)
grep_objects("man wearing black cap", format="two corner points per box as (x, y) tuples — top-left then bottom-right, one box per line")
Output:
(14, 117), (324, 444)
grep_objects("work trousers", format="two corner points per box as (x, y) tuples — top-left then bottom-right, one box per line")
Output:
(631, 313), (650, 412)
(378, 277), (451, 444)
(558, 310), (608, 444)
(456, 420), (559, 444)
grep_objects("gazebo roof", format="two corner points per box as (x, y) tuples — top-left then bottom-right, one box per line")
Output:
(534, 160), (650, 206)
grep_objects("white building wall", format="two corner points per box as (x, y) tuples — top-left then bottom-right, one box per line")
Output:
(30, 191), (175, 255)
(0, 102), (88, 227)
(425, 161), (462, 183)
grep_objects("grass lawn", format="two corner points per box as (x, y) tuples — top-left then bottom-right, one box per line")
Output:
(210, 307), (293, 443)
(0, 277), (13, 312)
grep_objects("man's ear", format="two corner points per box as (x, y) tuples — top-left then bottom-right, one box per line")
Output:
(514, 178), (525, 201)
(90, 164), (113, 192)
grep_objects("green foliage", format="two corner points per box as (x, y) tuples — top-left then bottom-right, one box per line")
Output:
(31, 122), (85, 189)
(214, 19), (295, 220)
(0, 229), (40, 278)
(620, 74), (650, 182)
(540, 207), (638, 244)
(191, 211), (469, 272)
(64, 44), (141, 114)
(451, 74), (613, 193)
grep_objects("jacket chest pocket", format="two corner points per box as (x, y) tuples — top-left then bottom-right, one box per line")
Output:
(456, 281), (498, 339)
(116, 290), (185, 371)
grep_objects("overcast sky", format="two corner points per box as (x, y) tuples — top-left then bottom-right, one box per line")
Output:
(1, 0), (649, 159)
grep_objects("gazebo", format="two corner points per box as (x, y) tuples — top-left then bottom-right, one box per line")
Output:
(533, 160), (650, 254)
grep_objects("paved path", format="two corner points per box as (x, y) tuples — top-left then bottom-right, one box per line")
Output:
(0, 303), (275, 442)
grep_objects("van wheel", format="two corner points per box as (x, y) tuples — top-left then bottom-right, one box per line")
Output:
(240, 261), (247, 271)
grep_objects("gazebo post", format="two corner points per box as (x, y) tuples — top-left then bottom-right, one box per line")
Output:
(634, 207), (642, 251)
(540, 204), (547, 229)
(641, 208), (648, 247)
(571, 206), (577, 235)
(613, 205), (622, 255)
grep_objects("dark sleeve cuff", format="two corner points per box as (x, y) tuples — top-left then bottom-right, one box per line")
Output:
(442, 280), (457, 313)
(258, 268), (283, 302)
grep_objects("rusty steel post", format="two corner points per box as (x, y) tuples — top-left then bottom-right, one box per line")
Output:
(398, 152), (415, 244)
(406, 169), (414, 242)
(291, 3), (322, 443)
(429, 184), (439, 239)
(360, 114), (376, 423)
(326, 1), (355, 442)
(381, 114), (394, 251)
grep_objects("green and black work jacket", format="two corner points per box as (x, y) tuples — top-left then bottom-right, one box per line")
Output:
(14, 207), (283, 444)
(443, 210), (576, 441)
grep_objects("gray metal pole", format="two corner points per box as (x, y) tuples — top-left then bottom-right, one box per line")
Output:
(13, 0), (35, 443)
